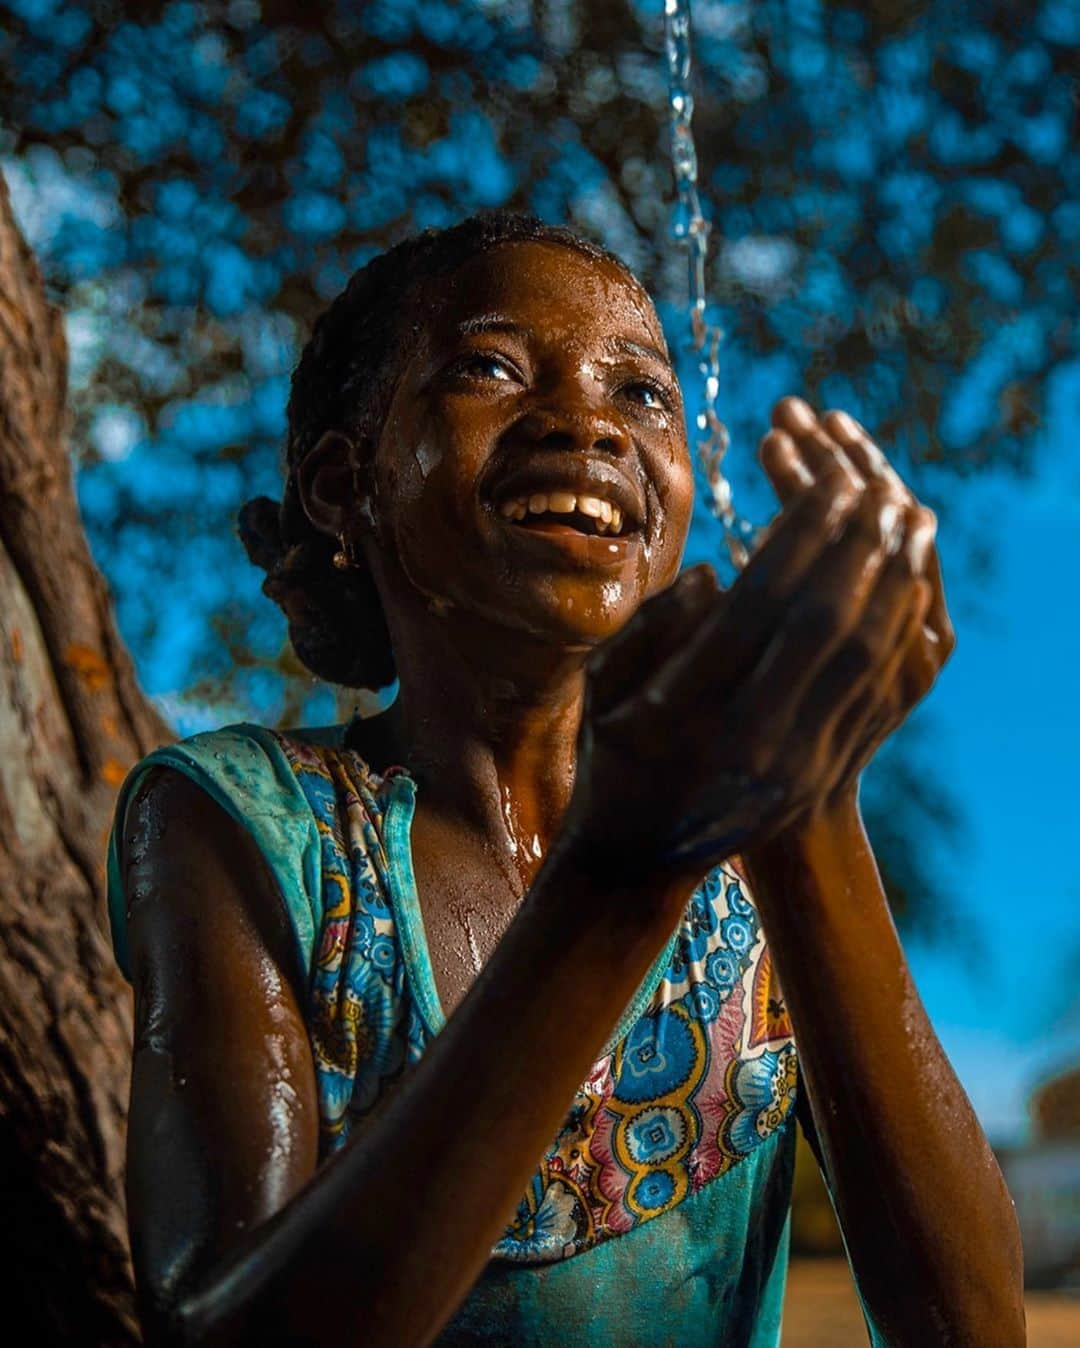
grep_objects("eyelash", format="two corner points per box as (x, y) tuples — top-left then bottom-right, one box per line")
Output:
(450, 353), (674, 415)
(452, 352), (521, 382)
(620, 377), (674, 413)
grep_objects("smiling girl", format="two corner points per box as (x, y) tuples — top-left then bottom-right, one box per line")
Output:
(108, 213), (1024, 1346)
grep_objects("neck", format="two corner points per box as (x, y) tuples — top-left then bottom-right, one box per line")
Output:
(368, 594), (588, 868)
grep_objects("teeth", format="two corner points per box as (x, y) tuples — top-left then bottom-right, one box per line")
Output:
(498, 491), (627, 535)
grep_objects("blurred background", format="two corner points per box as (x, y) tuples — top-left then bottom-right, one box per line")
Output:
(0, 0), (1076, 1341)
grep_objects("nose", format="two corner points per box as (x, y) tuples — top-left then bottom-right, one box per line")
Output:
(517, 397), (631, 458)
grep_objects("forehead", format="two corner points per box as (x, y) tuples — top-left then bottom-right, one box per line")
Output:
(420, 240), (667, 356)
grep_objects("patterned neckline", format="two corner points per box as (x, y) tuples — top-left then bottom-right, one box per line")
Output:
(373, 762), (681, 1058)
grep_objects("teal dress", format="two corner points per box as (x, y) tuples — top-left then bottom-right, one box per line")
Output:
(107, 721), (807, 1346)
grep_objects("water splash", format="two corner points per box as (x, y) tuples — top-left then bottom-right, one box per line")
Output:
(664, 0), (757, 571)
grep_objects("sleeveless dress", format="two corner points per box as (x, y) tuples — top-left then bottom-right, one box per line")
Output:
(106, 720), (808, 1346)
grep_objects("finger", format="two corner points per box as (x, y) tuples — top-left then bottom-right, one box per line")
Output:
(759, 428), (814, 507)
(586, 563), (719, 719)
(819, 505), (935, 793)
(898, 597), (950, 709)
(841, 502), (936, 706)
(633, 462), (866, 717)
(835, 571), (931, 749)
(729, 482), (904, 730)
(771, 396), (865, 488)
(820, 409), (911, 501)
(825, 582), (932, 796)
(919, 538), (955, 658)
(896, 512), (942, 712)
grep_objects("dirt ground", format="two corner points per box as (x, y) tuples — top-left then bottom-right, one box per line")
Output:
(782, 1258), (1080, 1346)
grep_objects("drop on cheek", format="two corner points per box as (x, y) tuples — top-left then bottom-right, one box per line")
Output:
(411, 439), (441, 481)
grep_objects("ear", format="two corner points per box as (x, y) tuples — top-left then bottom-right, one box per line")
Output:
(295, 431), (373, 538)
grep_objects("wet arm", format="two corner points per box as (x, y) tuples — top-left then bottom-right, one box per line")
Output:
(123, 768), (694, 1347)
(741, 793), (1025, 1348)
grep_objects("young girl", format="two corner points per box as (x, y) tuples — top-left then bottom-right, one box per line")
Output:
(108, 213), (1024, 1346)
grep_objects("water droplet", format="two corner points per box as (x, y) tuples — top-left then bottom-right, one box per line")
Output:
(499, 782), (519, 858)
(412, 442), (439, 481)
(664, 0), (758, 565)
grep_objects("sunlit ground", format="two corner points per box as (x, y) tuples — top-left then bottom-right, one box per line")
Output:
(781, 1259), (1080, 1347)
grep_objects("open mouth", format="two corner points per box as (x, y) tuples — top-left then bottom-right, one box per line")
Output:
(497, 490), (629, 538)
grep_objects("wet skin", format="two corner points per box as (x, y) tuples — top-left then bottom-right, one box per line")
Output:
(307, 241), (948, 1009)
(300, 241), (695, 1003)
(122, 242), (1025, 1345)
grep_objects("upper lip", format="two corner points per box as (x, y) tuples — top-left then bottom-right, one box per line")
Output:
(485, 456), (646, 532)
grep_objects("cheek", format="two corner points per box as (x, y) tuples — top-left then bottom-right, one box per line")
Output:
(381, 393), (492, 514)
(649, 450), (696, 572)
(374, 406), (490, 597)
(376, 397), (447, 510)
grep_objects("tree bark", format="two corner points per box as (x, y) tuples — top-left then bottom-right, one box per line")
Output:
(0, 168), (170, 1345)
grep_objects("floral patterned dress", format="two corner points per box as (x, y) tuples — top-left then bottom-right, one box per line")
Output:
(108, 720), (804, 1347)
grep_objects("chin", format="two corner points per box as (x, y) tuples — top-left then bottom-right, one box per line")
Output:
(493, 572), (646, 651)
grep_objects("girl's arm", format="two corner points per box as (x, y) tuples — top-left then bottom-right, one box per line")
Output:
(735, 399), (1025, 1346)
(743, 794), (1025, 1348)
(123, 766), (696, 1348)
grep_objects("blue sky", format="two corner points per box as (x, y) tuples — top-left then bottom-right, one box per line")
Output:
(900, 361), (1080, 1142)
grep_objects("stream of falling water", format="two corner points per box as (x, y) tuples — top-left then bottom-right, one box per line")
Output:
(664, 0), (757, 571)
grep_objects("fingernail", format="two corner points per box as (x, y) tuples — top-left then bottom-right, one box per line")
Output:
(786, 398), (816, 431)
(832, 410), (861, 440)
(907, 522), (935, 571)
(879, 502), (903, 555)
(862, 442), (888, 477)
(761, 427), (794, 452)
(762, 428), (816, 486)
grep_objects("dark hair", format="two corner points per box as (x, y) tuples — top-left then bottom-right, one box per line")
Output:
(237, 210), (643, 691)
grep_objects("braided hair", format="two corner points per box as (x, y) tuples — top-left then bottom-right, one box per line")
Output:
(237, 210), (642, 691)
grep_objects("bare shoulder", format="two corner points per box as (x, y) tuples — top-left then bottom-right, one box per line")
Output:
(122, 763), (305, 1003)
(122, 764), (320, 1325)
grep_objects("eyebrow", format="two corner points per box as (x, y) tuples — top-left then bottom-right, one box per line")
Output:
(451, 317), (673, 370)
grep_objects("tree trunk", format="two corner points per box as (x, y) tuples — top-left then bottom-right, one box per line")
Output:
(0, 168), (170, 1345)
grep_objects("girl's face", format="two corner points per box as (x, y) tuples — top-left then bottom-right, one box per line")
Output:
(367, 240), (694, 650)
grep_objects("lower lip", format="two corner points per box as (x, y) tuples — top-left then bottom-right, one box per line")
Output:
(495, 516), (639, 568)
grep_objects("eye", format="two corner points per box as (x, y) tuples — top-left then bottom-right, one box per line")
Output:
(453, 352), (519, 383)
(621, 378), (674, 413)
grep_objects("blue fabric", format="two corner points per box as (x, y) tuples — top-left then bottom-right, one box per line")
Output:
(439, 1128), (795, 1347)
(106, 722), (328, 982)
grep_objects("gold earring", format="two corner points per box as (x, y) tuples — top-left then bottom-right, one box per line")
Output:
(332, 533), (358, 570)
